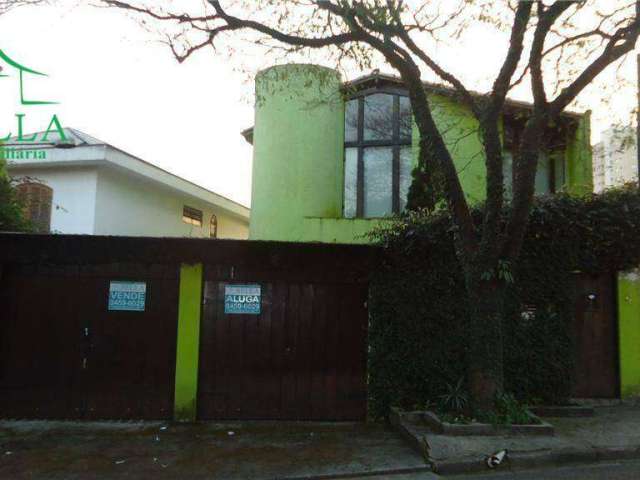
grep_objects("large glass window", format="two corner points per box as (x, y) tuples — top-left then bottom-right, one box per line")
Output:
(343, 92), (412, 218)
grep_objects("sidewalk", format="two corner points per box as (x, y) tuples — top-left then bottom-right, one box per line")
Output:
(0, 420), (427, 480)
(2, 407), (639, 479)
(397, 406), (640, 475)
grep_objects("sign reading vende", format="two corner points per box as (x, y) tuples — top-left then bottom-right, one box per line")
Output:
(224, 284), (261, 315)
(108, 281), (147, 312)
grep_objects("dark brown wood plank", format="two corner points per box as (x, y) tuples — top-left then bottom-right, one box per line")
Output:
(573, 273), (618, 399)
(309, 284), (329, 420)
(280, 284), (300, 418)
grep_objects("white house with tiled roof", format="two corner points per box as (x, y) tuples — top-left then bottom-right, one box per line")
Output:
(5, 128), (249, 238)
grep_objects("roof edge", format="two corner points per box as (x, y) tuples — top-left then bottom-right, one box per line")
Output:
(103, 145), (250, 219)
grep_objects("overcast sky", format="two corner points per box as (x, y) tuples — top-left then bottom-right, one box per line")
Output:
(0, 1), (255, 206)
(0, 1), (636, 208)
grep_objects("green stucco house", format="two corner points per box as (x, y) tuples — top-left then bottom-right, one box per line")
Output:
(243, 63), (593, 244)
(242, 64), (640, 401)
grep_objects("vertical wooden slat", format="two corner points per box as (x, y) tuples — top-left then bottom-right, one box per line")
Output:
(310, 284), (328, 419)
(296, 284), (314, 419)
(281, 284), (300, 418)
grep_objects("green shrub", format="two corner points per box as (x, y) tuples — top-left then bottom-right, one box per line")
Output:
(0, 157), (30, 232)
(369, 185), (640, 418)
(477, 393), (538, 426)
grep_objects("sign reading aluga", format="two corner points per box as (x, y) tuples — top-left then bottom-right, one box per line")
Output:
(224, 284), (261, 315)
(108, 281), (147, 312)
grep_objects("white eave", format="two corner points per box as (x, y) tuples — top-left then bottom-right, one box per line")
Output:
(5, 128), (250, 221)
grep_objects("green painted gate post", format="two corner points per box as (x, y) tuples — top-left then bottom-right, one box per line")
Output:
(174, 263), (203, 422)
(618, 270), (640, 398)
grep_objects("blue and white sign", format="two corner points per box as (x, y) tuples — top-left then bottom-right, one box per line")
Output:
(224, 284), (261, 315)
(108, 281), (147, 312)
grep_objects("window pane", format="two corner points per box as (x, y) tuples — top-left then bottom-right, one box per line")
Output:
(345, 99), (359, 143)
(399, 96), (412, 141)
(399, 146), (413, 212)
(363, 147), (393, 217)
(16, 182), (52, 233)
(364, 93), (394, 141)
(535, 152), (551, 195)
(503, 152), (514, 200)
(343, 148), (358, 218)
(183, 206), (203, 227)
(209, 214), (218, 238)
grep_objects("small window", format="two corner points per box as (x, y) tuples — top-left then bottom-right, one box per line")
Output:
(503, 151), (563, 199)
(182, 206), (203, 227)
(209, 214), (218, 238)
(15, 181), (52, 233)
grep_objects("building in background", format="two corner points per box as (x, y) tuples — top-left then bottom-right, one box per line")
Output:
(593, 125), (638, 192)
(5, 128), (249, 238)
(243, 64), (593, 244)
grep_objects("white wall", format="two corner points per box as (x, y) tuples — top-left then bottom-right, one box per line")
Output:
(9, 166), (98, 234)
(593, 126), (638, 192)
(93, 166), (248, 238)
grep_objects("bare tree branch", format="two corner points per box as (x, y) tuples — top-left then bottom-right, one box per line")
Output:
(0, 0), (47, 15)
(96, 0), (640, 406)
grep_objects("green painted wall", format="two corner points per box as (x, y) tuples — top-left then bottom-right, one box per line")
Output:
(250, 64), (345, 242)
(429, 93), (486, 203)
(174, 263), (203, 422)
(565, 111), (594, 195)
(248, 64), (593, 245)
(618, 270), (640, 398)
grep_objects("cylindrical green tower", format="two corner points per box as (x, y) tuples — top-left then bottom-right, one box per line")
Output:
(249, 64), (344, 241)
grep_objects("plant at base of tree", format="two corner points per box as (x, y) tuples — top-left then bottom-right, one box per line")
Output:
(437, 377), (469, 414)
(476, 393), (539, 426)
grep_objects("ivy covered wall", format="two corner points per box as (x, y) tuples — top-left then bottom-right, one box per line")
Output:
(368, 186), (640, 417)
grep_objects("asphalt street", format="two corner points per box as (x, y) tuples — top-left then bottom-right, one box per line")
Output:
(357, 459), (640, 480)
(456, 459), (640, 479)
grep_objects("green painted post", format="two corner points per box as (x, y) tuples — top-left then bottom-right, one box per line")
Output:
(173, 263), (203, 422)
(618, 270), (640, 398)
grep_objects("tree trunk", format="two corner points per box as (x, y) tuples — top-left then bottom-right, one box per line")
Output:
(464, 274), (506, 411)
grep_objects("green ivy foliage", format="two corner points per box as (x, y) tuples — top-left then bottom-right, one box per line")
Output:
(368, 185), (640, 418)
(0, 158), (30, 233)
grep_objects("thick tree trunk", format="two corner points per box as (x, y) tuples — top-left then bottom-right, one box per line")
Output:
(464, 274), (506, 411)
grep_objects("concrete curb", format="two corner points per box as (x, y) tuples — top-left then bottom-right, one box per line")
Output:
(390, 407), (554, 438)
(276, 445), (640, 479)
(276, 465), (434, 480)
(433, 444), (640, 475)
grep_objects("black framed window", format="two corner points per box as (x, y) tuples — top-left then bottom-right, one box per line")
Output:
(182, 206), (203, 227)
(503, 150), (565, 199)
(344, 92), (412, 218)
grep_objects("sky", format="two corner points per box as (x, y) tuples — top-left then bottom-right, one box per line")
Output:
(0, 1), (255, 206)
(0, 1), (636, 209)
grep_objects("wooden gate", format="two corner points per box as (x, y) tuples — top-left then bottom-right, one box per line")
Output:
(0, 263), (178, 420)
(197, 261), (369, 421)
(573, 273), (619, 398)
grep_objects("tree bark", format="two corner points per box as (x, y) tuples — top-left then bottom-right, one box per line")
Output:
(464, 273), (506, 410)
